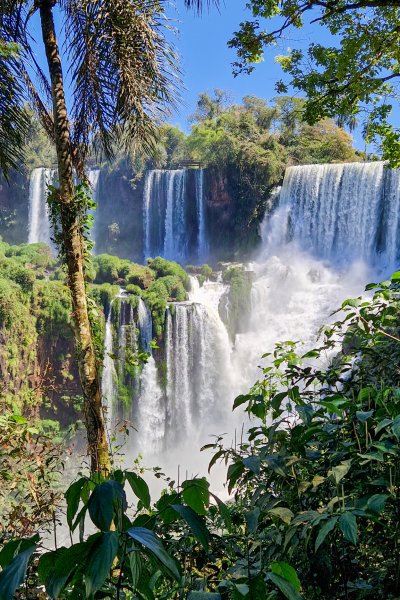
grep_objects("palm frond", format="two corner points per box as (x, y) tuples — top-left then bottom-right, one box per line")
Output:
(0, 42), (30, 176)
(64, 0), (180, 165)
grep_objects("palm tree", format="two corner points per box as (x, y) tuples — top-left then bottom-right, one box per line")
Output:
(0, 0), (214, 473)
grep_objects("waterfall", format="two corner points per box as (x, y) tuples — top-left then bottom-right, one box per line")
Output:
(101, 302), (117, 428)
(273, 161), (400, 269)
(137, 297), (153, 351)
(195, 169), (208, 261)
(143, 168), (208, 264)
(28, 167), (55, 246)
(87, 168), (101, 253)
(165, 291), (233, 448)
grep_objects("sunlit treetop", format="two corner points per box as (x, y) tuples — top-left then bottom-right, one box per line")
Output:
(229, 0), (400, 165)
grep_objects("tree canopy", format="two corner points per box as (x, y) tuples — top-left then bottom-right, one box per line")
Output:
(229, 0), (400, 165)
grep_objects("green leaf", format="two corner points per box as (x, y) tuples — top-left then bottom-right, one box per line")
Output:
(125, 472), (151, 509)
(44, 543), (88, 599)
(270, 562), (301, 592)
(242, 455), (261, 474)
(0, 545), (36, 600)
(391, 415), (400, 438)
(182, 478), (209, 515)
(128, 546), (142, 588)
(88, 480), (126, 531)
(245, 507), (260, 533)
(171, 504), (210, 550)
(127, 527), (180, 581)
(315, 517), (338, 552)
(367, 494), (388, 514)
(329, 459), (351, 484)
(209, 492), (232, 532)
(269, 507), (294, 524)
(339, 512), (358, 545)
(268, 572), (303, 600)
(227, 461), (245, 493)
(0, 536), (38, 569)
(85, 532), (119, 597)
(356, 410), (374, 422)
(391, 270), (400, 281)
(65, 478), (87, 528)
(233, 394), (249, 409)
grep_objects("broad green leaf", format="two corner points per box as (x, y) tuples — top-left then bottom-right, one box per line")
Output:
(269, 507), (294, 524)
(391, 270), (400, 281)
(88, 480), (126, 531)
(270, 562), (301, 592)
(367, 494), (388, 514)
(391, 415), (400, 438)
(44, 543), (89, 599)
(65, 478), (87, 528)
(245, 507), (260, 533)
(0, 536), (38, 569)
(315, 517), (338, 552)
(234, 583), (249, 596)
(171, 504), (210, 550)
(182, 478), (209, 515)
(233, 394), (249, 409)
(329, 459), (351, 484)
(128, 546), (142, 588)
(155, 492), (180, 525)
(339, 512), (358, 545)
(227, 461), (245, 494)
(356, 410), (374, 422)
(268, 572), (303, 600)
(242, 455), (261, 474)
(127, 527), (180, 581)
(209, 492), (232, 532)
(375, 418), (393, 434)
(85, 532), (119, 597)
(125, 472), (151, 509)
(0, 545), (36, 600)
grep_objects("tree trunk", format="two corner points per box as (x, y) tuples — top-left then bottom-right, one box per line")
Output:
(39, 0), (110, 474)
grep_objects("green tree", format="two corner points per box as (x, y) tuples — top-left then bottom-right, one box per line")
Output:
(229, 0), (400, 164)
(0, 0), (212, 473)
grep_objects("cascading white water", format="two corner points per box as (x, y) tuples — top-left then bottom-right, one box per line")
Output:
(102, 161), (400, 479)
(275, 161), (400, 269)
(164, 289), (234, 448)
(87, 169), (100, 253)
(28, 167), (56, 246)
(195, 169), (208, 261)
(137, 298), (153, 351)
(28, 166), (101, 248)
(143, 168), (208, 263)
(101, 302), (118, 428)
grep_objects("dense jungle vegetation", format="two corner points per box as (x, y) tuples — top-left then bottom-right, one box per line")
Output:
(2, 0), (400, 598)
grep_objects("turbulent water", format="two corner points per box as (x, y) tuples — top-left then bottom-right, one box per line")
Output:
(27, 167), (100, 248)
(143, 168), (208, 263)
(101, 161), (400, 476)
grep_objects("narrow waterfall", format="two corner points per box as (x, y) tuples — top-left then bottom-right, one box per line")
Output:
(28, 166), (101, 248)
(165, 292), (233, 448)
(143, 168), (208, 264)
(275, 161), (400, 268)
(87, 168), (101, 253)
(195, 169), (208, 261)
(101, 303), (117, 428)
(137, 298), (153, 351)
(28, 167), (55, 245)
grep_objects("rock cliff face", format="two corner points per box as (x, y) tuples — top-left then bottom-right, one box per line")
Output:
(0, 163), (274, 263)
(0, 170), (29, 245)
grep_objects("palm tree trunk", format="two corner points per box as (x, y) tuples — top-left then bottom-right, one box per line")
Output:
(39, 0), (110, 474)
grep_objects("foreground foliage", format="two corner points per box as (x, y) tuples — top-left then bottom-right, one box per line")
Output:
(2, 268), (400, 598)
